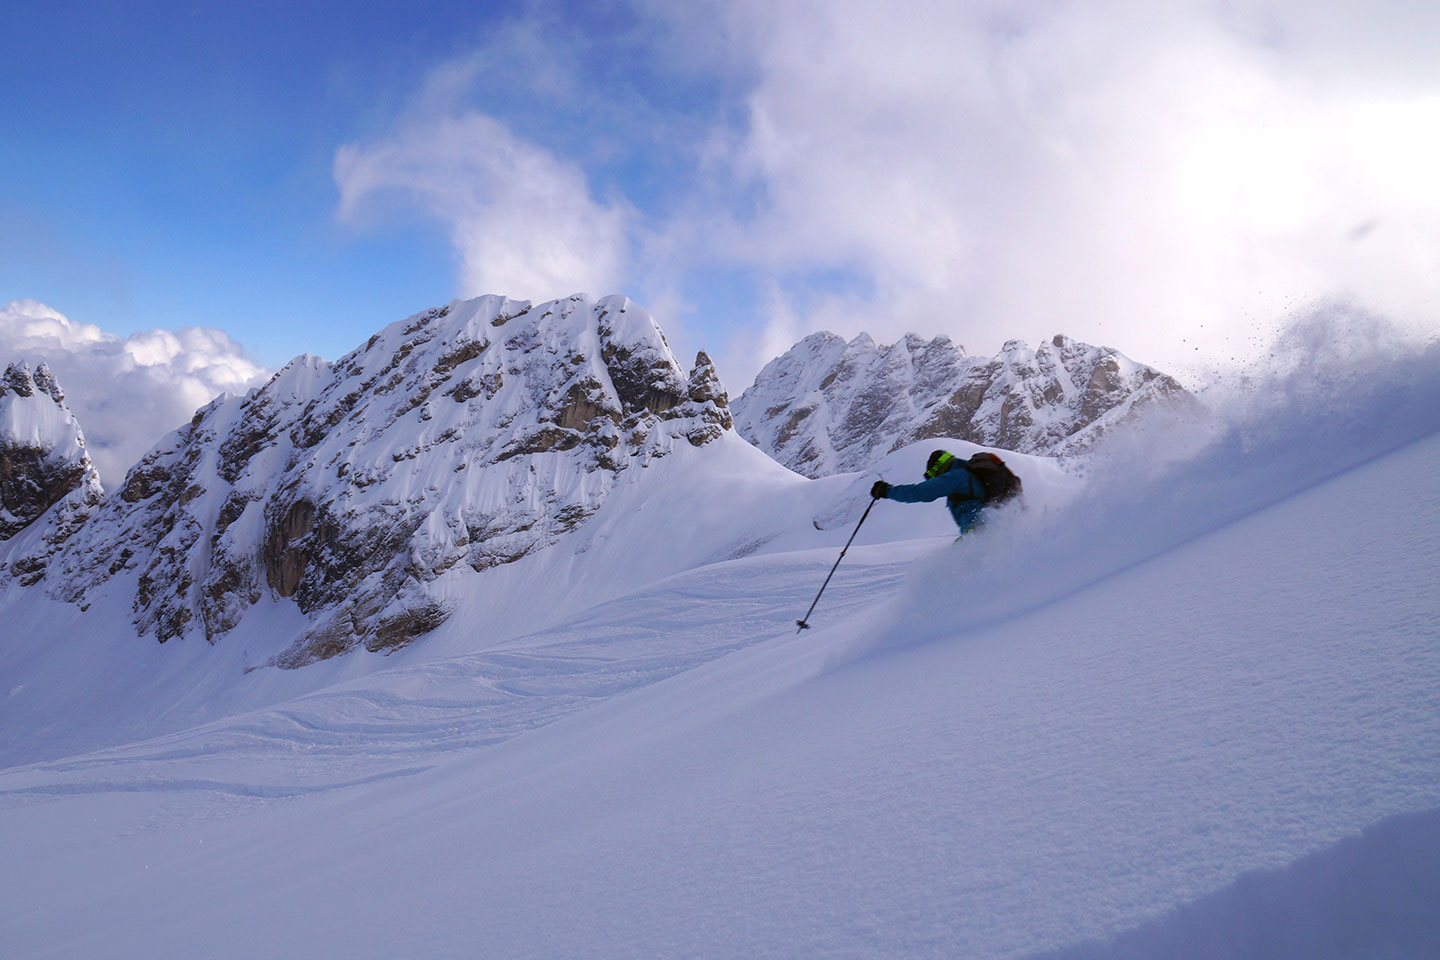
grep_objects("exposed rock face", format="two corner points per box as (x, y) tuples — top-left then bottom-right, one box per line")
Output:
(28, 295), (731, 665)
(0, 362), (103, 583)
(732, 332), (1190, 477)
(264, 500), (316, 597)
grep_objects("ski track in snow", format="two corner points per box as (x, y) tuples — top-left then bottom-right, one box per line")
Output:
(0, 546), (916, 810)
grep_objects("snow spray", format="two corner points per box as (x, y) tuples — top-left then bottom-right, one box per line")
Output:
(838, 301), (1440, 663)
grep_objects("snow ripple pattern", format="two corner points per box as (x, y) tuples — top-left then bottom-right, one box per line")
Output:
(0, 549), (909, 805)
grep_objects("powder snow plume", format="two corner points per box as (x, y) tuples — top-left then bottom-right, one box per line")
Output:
(846, 301), (1440, 660)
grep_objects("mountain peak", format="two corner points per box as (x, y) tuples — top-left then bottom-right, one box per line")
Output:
(0, 361), (104, 573)
(20, 294), (732, 663)
(733, 330), (1189, 477)
(2, 360), (66, 404)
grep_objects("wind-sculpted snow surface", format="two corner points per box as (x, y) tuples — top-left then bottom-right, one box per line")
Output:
(733, 330), (1189, 477)
(858, 306), (1440, 659)
(0, 544), (917, 797)
(10, 294), (732, 664)
(1034, 805), (1440, 960)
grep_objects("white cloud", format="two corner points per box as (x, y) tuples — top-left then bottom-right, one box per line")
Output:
(0, 299), (267, 486)
(334, 113), (632, 303)
(333, 1), (1440, 388)
(647, 0), (1440, 381)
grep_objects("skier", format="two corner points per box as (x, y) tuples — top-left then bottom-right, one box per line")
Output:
(870, 449), (1020, 535)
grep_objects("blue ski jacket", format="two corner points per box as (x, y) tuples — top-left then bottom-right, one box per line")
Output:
(884, 465), (988, 533)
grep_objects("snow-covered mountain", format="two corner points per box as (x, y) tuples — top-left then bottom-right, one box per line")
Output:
(732, 331), (1190, 477)
(3, 295), (734, 666)
(0, 361), (103, 577)
(2, 314), (1437, 959)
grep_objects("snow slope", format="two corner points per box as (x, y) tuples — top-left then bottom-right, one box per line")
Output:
(1, 324), (1437, 958)
(0, 431), (1070, 767)
(1, 408), (1435, 959)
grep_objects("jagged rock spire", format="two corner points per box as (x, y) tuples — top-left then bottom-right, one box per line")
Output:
(0, 361), (103, 563)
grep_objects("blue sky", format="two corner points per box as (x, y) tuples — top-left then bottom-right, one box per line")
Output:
(3, 1), (528, 364)
(1, 0), (769, 369)
(4, 0), (1439, 480)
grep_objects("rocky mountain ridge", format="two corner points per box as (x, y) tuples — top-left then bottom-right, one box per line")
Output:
(732, 331), (1189, 478)
(0, 361), (103, 581)
(3, 295), (731, 665)
(3, 299), (1189, 668)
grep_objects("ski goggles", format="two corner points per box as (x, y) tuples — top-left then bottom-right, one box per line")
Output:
(925, 451), (956, 479)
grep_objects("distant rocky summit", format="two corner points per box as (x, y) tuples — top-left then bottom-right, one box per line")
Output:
(3, 295), (730, 664)
(732, 332), (1190, 477)
(0, 362), (103, 581)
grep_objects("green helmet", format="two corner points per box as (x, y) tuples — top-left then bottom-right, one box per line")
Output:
(925, 449), (956, 479)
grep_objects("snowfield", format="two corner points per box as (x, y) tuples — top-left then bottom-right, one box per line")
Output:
(1, 326), (1437, 958)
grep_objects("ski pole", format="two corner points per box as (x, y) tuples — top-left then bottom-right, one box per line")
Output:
(796, 494), (879, 633)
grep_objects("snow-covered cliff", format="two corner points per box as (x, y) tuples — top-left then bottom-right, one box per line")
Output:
(732, 331), (1189, 477)
(12, 295), (731, 664)
(0, 361), (103, 581)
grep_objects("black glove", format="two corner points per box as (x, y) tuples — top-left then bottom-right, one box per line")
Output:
(870, 480), (891, 500)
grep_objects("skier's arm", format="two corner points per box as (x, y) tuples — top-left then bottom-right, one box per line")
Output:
(885, 469), (981, 504)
